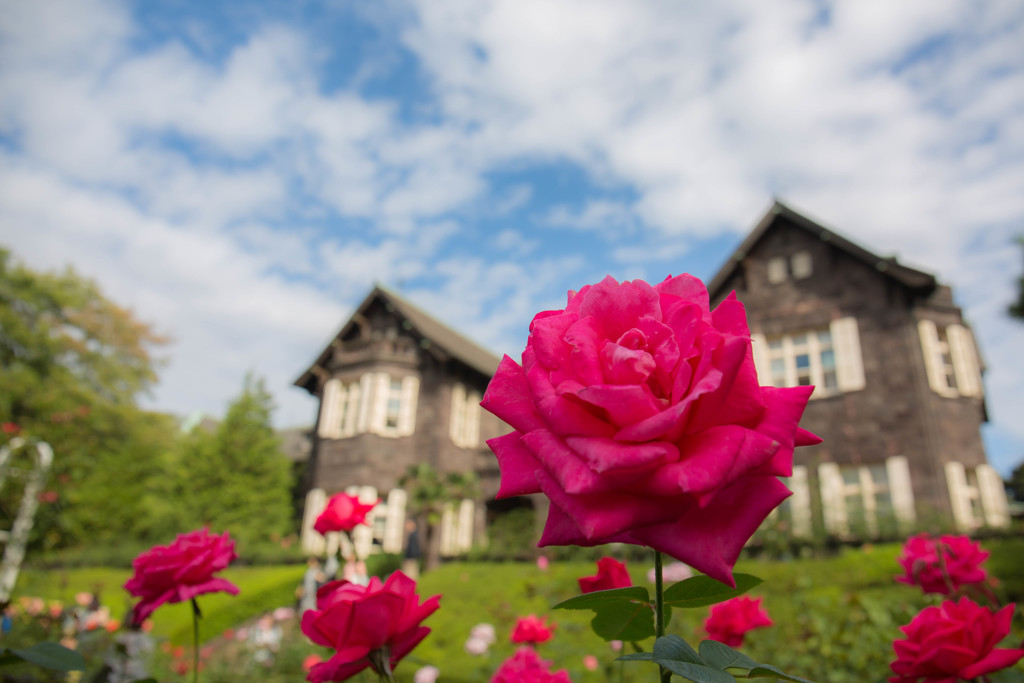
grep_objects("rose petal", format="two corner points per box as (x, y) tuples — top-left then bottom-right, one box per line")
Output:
(481, 356), (546, 434)
(487, 433), (544, 498)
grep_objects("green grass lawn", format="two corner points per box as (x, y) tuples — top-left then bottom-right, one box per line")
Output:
(7, 538), (1024, 682)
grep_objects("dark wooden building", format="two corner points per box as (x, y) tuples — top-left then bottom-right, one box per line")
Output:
(294, 285), (507, 557)
(708, 202), (1008, 538)
(296, 203), (1010, 555)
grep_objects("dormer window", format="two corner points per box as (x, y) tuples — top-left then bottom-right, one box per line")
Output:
(791, 251), (812, 279)
(318, 373), (419, 439)
(767, 256), (788, 284)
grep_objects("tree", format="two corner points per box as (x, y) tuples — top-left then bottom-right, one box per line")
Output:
(1010, 237), (1024, 320)
(0, 248), (175, 550)
(173, 375), (294, 547)
(1007, 460), (1024, 503)
(398, 463), (477, 571)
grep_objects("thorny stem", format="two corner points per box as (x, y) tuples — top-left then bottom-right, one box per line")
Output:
(191, 598), (201, 683)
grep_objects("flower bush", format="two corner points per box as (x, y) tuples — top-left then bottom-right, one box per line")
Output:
(481, 274), (820, 585)
(703, 596), (773, 647)
(895, 534), (989, 596)
(124, 528), (239, 624)
(890, 599), (1024, 682)
(300, 571), (440, 682)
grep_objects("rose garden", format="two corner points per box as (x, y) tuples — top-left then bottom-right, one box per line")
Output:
(3, 275), (1024, 682)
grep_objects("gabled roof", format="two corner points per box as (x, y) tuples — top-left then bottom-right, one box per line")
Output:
(707, 200), (937, 298)
(294, 285), (501, 392)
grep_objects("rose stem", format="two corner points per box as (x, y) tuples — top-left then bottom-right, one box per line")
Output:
(655, 551), (670, 683)
(191, 598), (201, 683)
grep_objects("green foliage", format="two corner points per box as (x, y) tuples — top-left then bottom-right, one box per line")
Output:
(0, 642), (86, 673)
(0, 248), (176, 550)
(663, 575), (763, 609)
(169, 375), (294, 546)
(399, 463), (478, 568)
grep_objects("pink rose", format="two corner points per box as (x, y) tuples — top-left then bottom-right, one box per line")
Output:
(578, 557), (632, 593)
(510, 614), (556, 644)
(890, 599), (1024, 682)
(492, 647), (572, 683)
(314, 493), (379, 535)
(896, 534), (989, 595)
(301, 571), (440, 682)
(703, 597), (772, 647)
(124, 528), (239, 624)
(481, 275), (820, 586)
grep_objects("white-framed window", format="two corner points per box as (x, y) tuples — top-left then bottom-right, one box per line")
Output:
(440, 498), (475, 557)
(918, 321), (983, 398)
(945, 462), (1009, 530)
(763, 465), (812, 538)
(318, 373), (419, 439)
(819, 456), (915, 538)
(766, 251), (812, 283)
(449, 383), (482, 449)
(751, 317), (864, 398)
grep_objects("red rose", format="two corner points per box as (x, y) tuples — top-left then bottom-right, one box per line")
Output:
(1, 422), (19, 435)
(896, 534), (989, 595)
(578, 557), (632, 593)
(314, 493), (379, 535)
(492, 647), (572, 683)
(510, 614), (556, 644)
(703, 596), (772, 647)
(124, 528), (238, 624)
(481, 275), (820, 586)
(890, 599), (1024, 682)
(301, 571), (439, 682)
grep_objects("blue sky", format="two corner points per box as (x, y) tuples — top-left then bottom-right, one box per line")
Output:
(1, 0), (1023, 475)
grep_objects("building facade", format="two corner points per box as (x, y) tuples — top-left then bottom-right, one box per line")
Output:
(707, 202), (1009, 538)
(296, 203), (1010, 557)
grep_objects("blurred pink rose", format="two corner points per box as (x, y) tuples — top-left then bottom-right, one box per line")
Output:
(314, 493), (378, 535)
(124, 528), (239, 624)
(582, 655), (599, 671)
(890, 599), (1024, 682)
(492, 647), (571, 683)
(303, 655), (324, 673)
(896, 534), (989, 595)
(510, 614), (556, 645)
(578, 557), (631, 593)
(481, 275), (820, 586)
(648, 561), (693, 584)
(464, 636), (490, 656)
(536, 556), (550, 571)
(301, 572), (439, 682)
(470, 623), (496, 644)
(704, 597), (772, 647)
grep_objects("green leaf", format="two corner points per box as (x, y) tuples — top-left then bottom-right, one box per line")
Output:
(746, 664), (816, 682)
(9, 642), (86, 672)
(616, 652), (654, 662)
(591, 598), (657, 641)
(663, 574), (763, 609)
(698, 640), (760, 672)
(657, 660), (738, 683)
(553, 586), (652, 610)
(653, 634), (703, 665)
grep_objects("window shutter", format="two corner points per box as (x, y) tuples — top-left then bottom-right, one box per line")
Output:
(885, 456), (916, 530)
(818, 463), (848, 535)
(830, 317), (865, 392)
(369, 373), (390, 434)
(398, 375), (420, 436)
(439, 503), (457, 557)
(457, 499), (475, 553)
(750, 333), (770, 384)
(947, 324), (982, 398)
(919, 320), (956, 397)
(300, 488), (328, 556)
(351, 486), (379, 559)
(944, 461), (975, 531)
(318, 379), (343, 438)
(357, 374), (373, 432)
(790, 465), (812, 538)
(976, 464), (1010, 528)
(343, 382), (361, 436)
(450, 383), (466, 446)
(383, 489), (407, 553)
(465, 391), (482, 448)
